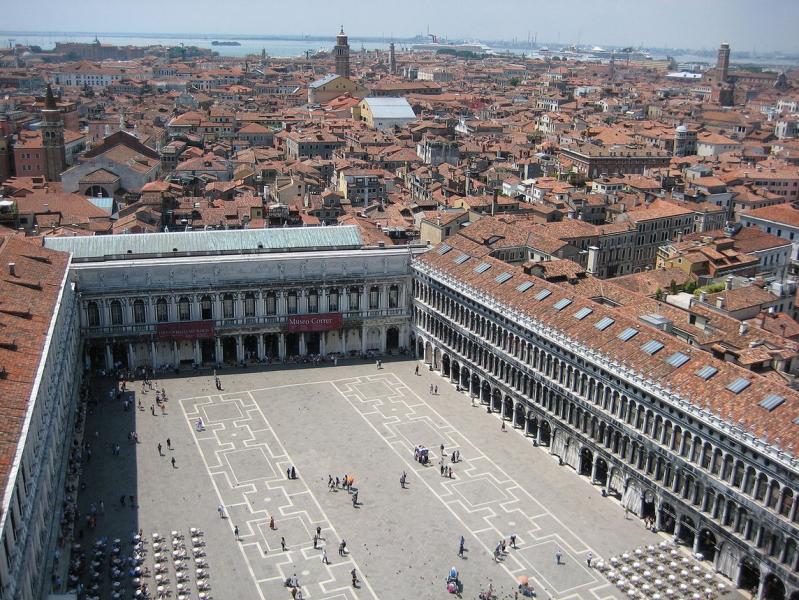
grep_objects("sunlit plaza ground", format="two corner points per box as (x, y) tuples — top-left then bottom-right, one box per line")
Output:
(74, 358), (745, 600)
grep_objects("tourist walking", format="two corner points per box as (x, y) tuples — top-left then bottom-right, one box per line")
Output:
(218, 505), (226, 519)
(166, 438), (171, 450)
(234, 525), (239, 541)
(157, 443), (162, 456)
(322, 548), (329, 564)
(281, 537), (287, 551)
(458, 535), (465, 557)
(586, 552), (593, 567)
(555, 549), (562, 565)
(171, 456), (176, 468)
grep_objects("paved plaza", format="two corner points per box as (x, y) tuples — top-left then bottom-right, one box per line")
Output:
(76, 358), (739, 599)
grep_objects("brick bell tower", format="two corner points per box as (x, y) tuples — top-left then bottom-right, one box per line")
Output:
(40, 84), (66, 181)
(334, 26), (351, 78)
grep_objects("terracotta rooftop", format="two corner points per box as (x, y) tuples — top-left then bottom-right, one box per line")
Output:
(0, 236), (70, 507)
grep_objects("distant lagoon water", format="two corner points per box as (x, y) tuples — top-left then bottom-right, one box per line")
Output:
(0, 31), (393, 57)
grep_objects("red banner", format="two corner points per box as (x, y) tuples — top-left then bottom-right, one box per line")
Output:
(286, 313), (342, 333)
(156, 320), (215, 341)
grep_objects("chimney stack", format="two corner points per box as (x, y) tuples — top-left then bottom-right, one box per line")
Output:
(7, 263), (16, 277)
(492, 189), (498, 216)
(725, 276), (734, 291)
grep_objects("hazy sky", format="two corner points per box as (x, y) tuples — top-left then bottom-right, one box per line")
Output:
(3, 0), (799, 53)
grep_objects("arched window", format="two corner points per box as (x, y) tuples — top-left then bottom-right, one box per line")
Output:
(369, 286), (380, 309)
(178, 297), (191, 321)
(265, 292), (276, 315)
(389, 284), (399, 308)
(133, 299), (146, 324)
(110, 300), (123, 325)
(286, 291), (297, 314)
(244, 292), (256, 317)
(156, 298), (169, 322)
(349, 286), (360, 310)
(328, 288), (339, 312)
(87, 301), (100, 327)
(201, 295), (213, 319)
(222, 294), (234, 319)
(307, 289), (318, 313)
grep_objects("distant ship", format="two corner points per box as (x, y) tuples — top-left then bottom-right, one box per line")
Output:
(411, 40), (494, 55)
(212, 41), (241, 46)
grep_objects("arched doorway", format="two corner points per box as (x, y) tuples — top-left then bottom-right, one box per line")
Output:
(659, 502), (676, 535)
(222, 337), (237, 364)
(470, 374), (479, 396)
(514, 403), (525, 428)
(200, 339), (214, 364)
(264, 334), (279, 358)
(492, 389), (502, 412)
(386, 327), (399, 352)
(306, 332), (321, 355)
(112, 342), (128, 369)
(526, 414), (538, 438)
(442, 354), (450, 377)
(243, 335), (258, 361)
(763, 573), (786, 600)
(451, 362), (460, 385)
(503, 396), (513, 420)
(696, 528), (717, 563)
(594, 457), (608, 486)
(738, 558), (759, 596)
(538, 420), (551, 446)
(432, 347), (441, 369)
(285, 333), (300, 357)
(481, 381), (490, 404)
(678, 515), (696, 548)
(416, 337), (424, 359)
(579, 448), (593, 476)
(641, 490), (656, 522)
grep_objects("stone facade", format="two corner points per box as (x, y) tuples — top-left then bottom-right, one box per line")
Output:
(411, 256), (799, 599)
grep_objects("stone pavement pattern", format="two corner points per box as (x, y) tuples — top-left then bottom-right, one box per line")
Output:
(78, 359), (719, 600)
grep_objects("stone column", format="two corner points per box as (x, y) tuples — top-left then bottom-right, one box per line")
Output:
(744, 518), (753, 541)
(236, 335), (244, 363)
(655, 501), (663, 530)
(320, 332), (326, 356)
(278, 333), (286, 359)
(150, 341), (157, 369)
(194, 340), (201, 365)
(173, 341), (180, 368)
(128, 343), (135, 370)
(341, 330), (348, 355)
(361, 325), (367, 354)
(192, 295), (201, 320)
(693, 527), (702, 554)
(105, 342), (114, 371)
(215, 337), (222, 365)
(299, 333), (306, 356)
(590, 458), (599, 484)
(380, 326), (387, 353)
(257, 335), (265, 361)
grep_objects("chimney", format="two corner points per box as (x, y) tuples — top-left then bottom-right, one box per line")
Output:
(699, 291), (707, 303)
(725, 276), (734, 291)
(739, 322), (749, 336)
(716, 296), (725, 310)
(7, 263), (16, 277)
(492, 189), (498, 216)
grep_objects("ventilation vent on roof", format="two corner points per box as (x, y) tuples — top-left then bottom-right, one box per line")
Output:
(553, 298), (572, 311)
(726, 377), (751, 394)
(453, 253), (470, 265)
(665, 351), (690, 367)
(760, 394), (785, 412)
(595, 316), (615, 331)
(641, 340), (664, 355)
(474, 262), (492, 274)
(516, 281), (534, 293)
(534, 289), (552, 301)
(437, 243), (452, 255)
(618, 327), (639, 341)
(696, 365), (718, 380)
(495, 272), (513, 284)
(574, 307), (593, 320)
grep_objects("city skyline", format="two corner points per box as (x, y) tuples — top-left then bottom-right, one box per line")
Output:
(3, 0), (799, 54)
